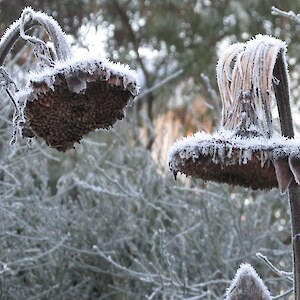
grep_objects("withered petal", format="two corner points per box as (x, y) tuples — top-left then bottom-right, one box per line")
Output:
(272, 157), (293, 195)
(289, 155), (300, 185)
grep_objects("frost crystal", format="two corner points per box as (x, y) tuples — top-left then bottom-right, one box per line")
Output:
(226, 263), (271, 300)
(168, 35), (300, 192)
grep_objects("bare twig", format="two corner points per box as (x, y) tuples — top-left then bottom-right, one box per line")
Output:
(135, 69), (184, 102)
(272, 6), (300, 24)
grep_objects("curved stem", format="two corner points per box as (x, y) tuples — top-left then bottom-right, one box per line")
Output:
(0, 8), (72, 67)
(20, 8), (72, 61)
(0, 18), (35, 66)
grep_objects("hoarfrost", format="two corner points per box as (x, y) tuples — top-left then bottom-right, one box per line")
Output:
(27, 51), (140, 96)
(168, 128), (300, 191)
(216, 34), (288, 138)
(168, 129), (300, 165)
(226, 263), (271, 300)
(0, 18), (23, 65)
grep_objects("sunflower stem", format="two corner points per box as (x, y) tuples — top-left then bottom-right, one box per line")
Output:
(0, 7), (72, 68)
(273, 50), (300, 300)
(20, 8), (72, 61)
(0, 19), (35, 66)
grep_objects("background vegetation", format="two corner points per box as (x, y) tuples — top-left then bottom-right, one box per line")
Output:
(0, 0), (300, 299)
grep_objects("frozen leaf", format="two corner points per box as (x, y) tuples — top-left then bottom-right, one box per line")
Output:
(226, 264), (272, 300)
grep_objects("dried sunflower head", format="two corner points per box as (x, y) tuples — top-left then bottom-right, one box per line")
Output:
(168, 35), (300, 193)
(1, 7), (139, 151)
(169, 130), (300, 192)
(17, 56), (138, 151)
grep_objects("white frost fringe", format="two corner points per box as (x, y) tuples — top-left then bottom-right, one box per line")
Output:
(216, 34), (288, 137)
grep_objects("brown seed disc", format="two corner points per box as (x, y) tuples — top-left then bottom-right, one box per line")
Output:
(23, 73), (133, 152)
(170, 143), (299, 190)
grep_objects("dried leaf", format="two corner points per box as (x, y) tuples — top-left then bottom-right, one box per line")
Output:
(273, 157), (293, 194)
(289, 155), (300, 185)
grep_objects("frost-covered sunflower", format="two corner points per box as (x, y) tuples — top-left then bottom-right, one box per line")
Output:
(0, 7), (139, 151)
(168, 35), (300, 193)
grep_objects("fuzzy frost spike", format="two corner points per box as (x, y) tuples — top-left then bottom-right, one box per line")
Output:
(226, 263), (272, 300)
(273, 157), (293, 194)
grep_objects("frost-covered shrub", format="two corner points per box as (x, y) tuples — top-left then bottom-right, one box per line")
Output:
(0, 114), (293, 298)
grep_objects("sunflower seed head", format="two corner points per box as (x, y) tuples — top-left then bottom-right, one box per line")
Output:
(17, 57), (139, 151)
(169, 35), (300, 190)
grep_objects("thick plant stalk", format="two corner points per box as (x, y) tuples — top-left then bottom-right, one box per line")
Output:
(273, 51), (300, 300)
(19, 8), (72, 61)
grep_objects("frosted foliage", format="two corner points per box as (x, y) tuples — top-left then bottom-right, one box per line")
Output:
(0, 38), (293, 300)
(226, 264), (271, 300)
(216, 35), (288, 138)
(0, 116), (293, 299)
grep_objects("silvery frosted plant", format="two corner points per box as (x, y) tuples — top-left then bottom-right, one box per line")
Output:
(0, 7), (139, 151)
(168, 35), (300, 194)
